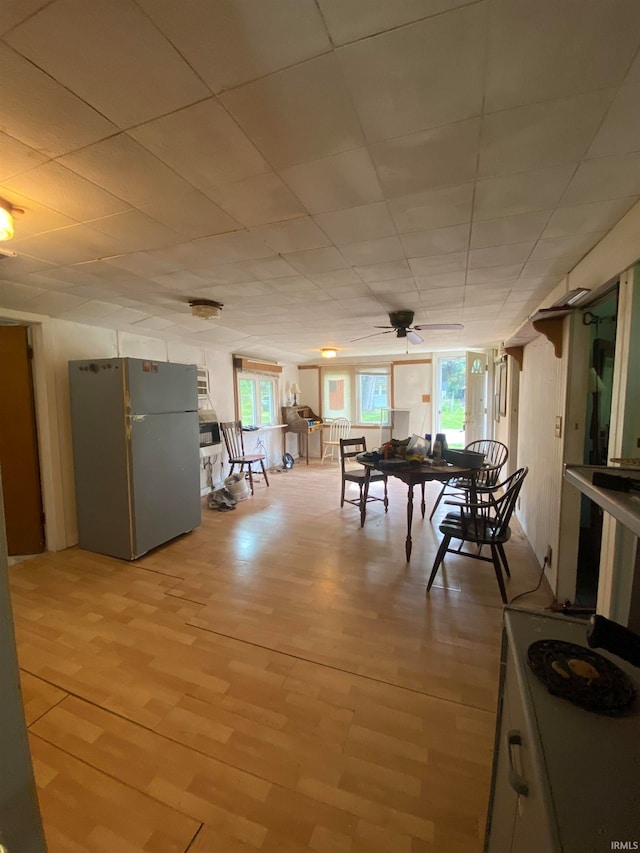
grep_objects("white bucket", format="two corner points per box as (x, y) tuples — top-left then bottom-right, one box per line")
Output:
(224, 473), (251, 501)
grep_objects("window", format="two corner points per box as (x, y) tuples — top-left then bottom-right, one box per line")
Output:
(322, 364), (390, 425)
(237, 373), (277, 426)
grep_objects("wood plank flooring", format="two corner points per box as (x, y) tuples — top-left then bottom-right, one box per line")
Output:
(10, 462), (551, 852)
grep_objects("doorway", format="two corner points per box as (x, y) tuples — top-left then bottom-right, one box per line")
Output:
(575, 289), (619, 606)
(0, 324), (45, 555)
(435, 355), (466, 448)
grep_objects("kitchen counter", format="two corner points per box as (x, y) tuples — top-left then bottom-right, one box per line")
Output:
(485, 607), (640, 852)
(564, 464), (640, 538)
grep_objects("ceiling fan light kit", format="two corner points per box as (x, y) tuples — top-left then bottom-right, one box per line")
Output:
(189, 298), (223, 320)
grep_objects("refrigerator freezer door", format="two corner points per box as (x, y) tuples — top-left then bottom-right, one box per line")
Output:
(125, 359), (198, 415)
(128, 411), (201, 558)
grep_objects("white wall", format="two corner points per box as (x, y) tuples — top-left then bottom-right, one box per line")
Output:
(516, 335), (568, 592)
(507, 199), (640, 600)
(0, 311), (300, 551)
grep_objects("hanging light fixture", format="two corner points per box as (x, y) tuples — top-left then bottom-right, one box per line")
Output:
(189, 298), (223, 319)
(321, 347), (338, 358)
(0, 198), (20, 241)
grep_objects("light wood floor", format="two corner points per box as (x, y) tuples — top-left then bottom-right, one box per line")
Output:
(10, 462), (551, 852)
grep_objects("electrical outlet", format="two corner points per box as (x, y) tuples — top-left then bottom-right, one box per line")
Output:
(545, 545), (552, 567)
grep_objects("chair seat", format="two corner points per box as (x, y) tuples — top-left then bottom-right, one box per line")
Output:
(229, 453), (266, 464)
(343, 469), (386, 484)
(440, 511), (512, 546)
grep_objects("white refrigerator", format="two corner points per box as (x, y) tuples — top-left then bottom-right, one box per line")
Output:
(68, 357), (201, 560)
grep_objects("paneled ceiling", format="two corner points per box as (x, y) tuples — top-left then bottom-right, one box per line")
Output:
(1, 0), (640, 362)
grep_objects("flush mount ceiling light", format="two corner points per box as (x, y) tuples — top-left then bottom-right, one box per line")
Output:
(189, 299), (223, 320)
(321, 347), (338, 358)
(0, 198), (23, 241)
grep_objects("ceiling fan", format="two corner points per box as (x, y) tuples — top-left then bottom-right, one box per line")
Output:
(352, 310), (464, 345)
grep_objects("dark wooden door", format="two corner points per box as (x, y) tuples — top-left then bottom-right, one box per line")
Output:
(0, 326), (45, 555)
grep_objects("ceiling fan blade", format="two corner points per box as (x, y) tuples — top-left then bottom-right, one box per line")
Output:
(413, 323), (464, 331)
(350, 329), (395, 342)
(406, 330), (423, 345)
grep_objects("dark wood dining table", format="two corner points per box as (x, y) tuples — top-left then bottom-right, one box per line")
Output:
(357, 454), (472, 561)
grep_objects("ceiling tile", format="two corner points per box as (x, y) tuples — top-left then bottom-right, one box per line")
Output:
(466, 264), (523, 284)
(149, 231), (273, 270)
(354, 259), (411, 283)
(6, 0), (209, 127)
(468, 242), (533, 270)
(128, 99), (269, 193)
(219, 55), (364, 169)
(528, 233), (606, 262)
(249, 218), (330, 254)
(307, 269), (362, 288)
(266, 276), (318, 294)
(473, 164), (576, 221)
(85, 210), (180, 253)
(470, 211), (551, 249)
(409, 251), (467, 275)
(479, 90), (615, 179)
(4, 161), (130, 221)
(370, 119), (481, 197)
(560, 153), (640, 205)
(1, 0), (49, 35)
(365, 278), (418, 296)
(59, 135), (204, 207)
(139, 0), (330, 93)
(279, 148), (383, 215)
(137, 189), (239, 241)
(388, 183), (474, 233)
(587, 75), (640, 158)
(208, 172), (306, 228)
(103, 252), (185, 279)
(542, 198), (638, 239)
(401, 224), (469, 259)
(0, 45), (115, 157)
(318, 0), (472, 45)
(11, 223), (128, 266)
(0, 132), (48, 181)
(0, 187), (76, 239)
(337, 5), (486, 142)
(284, 247), (350, 274)
(414, 271), (466, 290)
(339, 235), (405, 266)
(314, 202), (395, 245)
(485, 0), (640, 112)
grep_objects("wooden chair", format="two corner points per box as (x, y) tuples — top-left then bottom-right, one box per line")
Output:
(427, 467), (528, 603)
(220, 421), (269, 495)
(429, 439), (509, 520)
(321, 417), (351, 464)
(340, 437), (388, 527)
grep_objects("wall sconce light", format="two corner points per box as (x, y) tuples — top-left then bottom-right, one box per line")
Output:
(0, 198), (23, 241)
(290, 383), (301, 405)
(321, 347), (338, 358)
(189, 298), (223, 320)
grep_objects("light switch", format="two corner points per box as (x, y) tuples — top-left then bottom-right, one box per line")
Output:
(555, 416), (562, 438)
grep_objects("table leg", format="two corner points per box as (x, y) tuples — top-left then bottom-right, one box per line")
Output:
(420, 482), (426, 518)
(361, 468), (371, 527)
(405, 483), (415, 561)
(306, 428), (310, 465)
